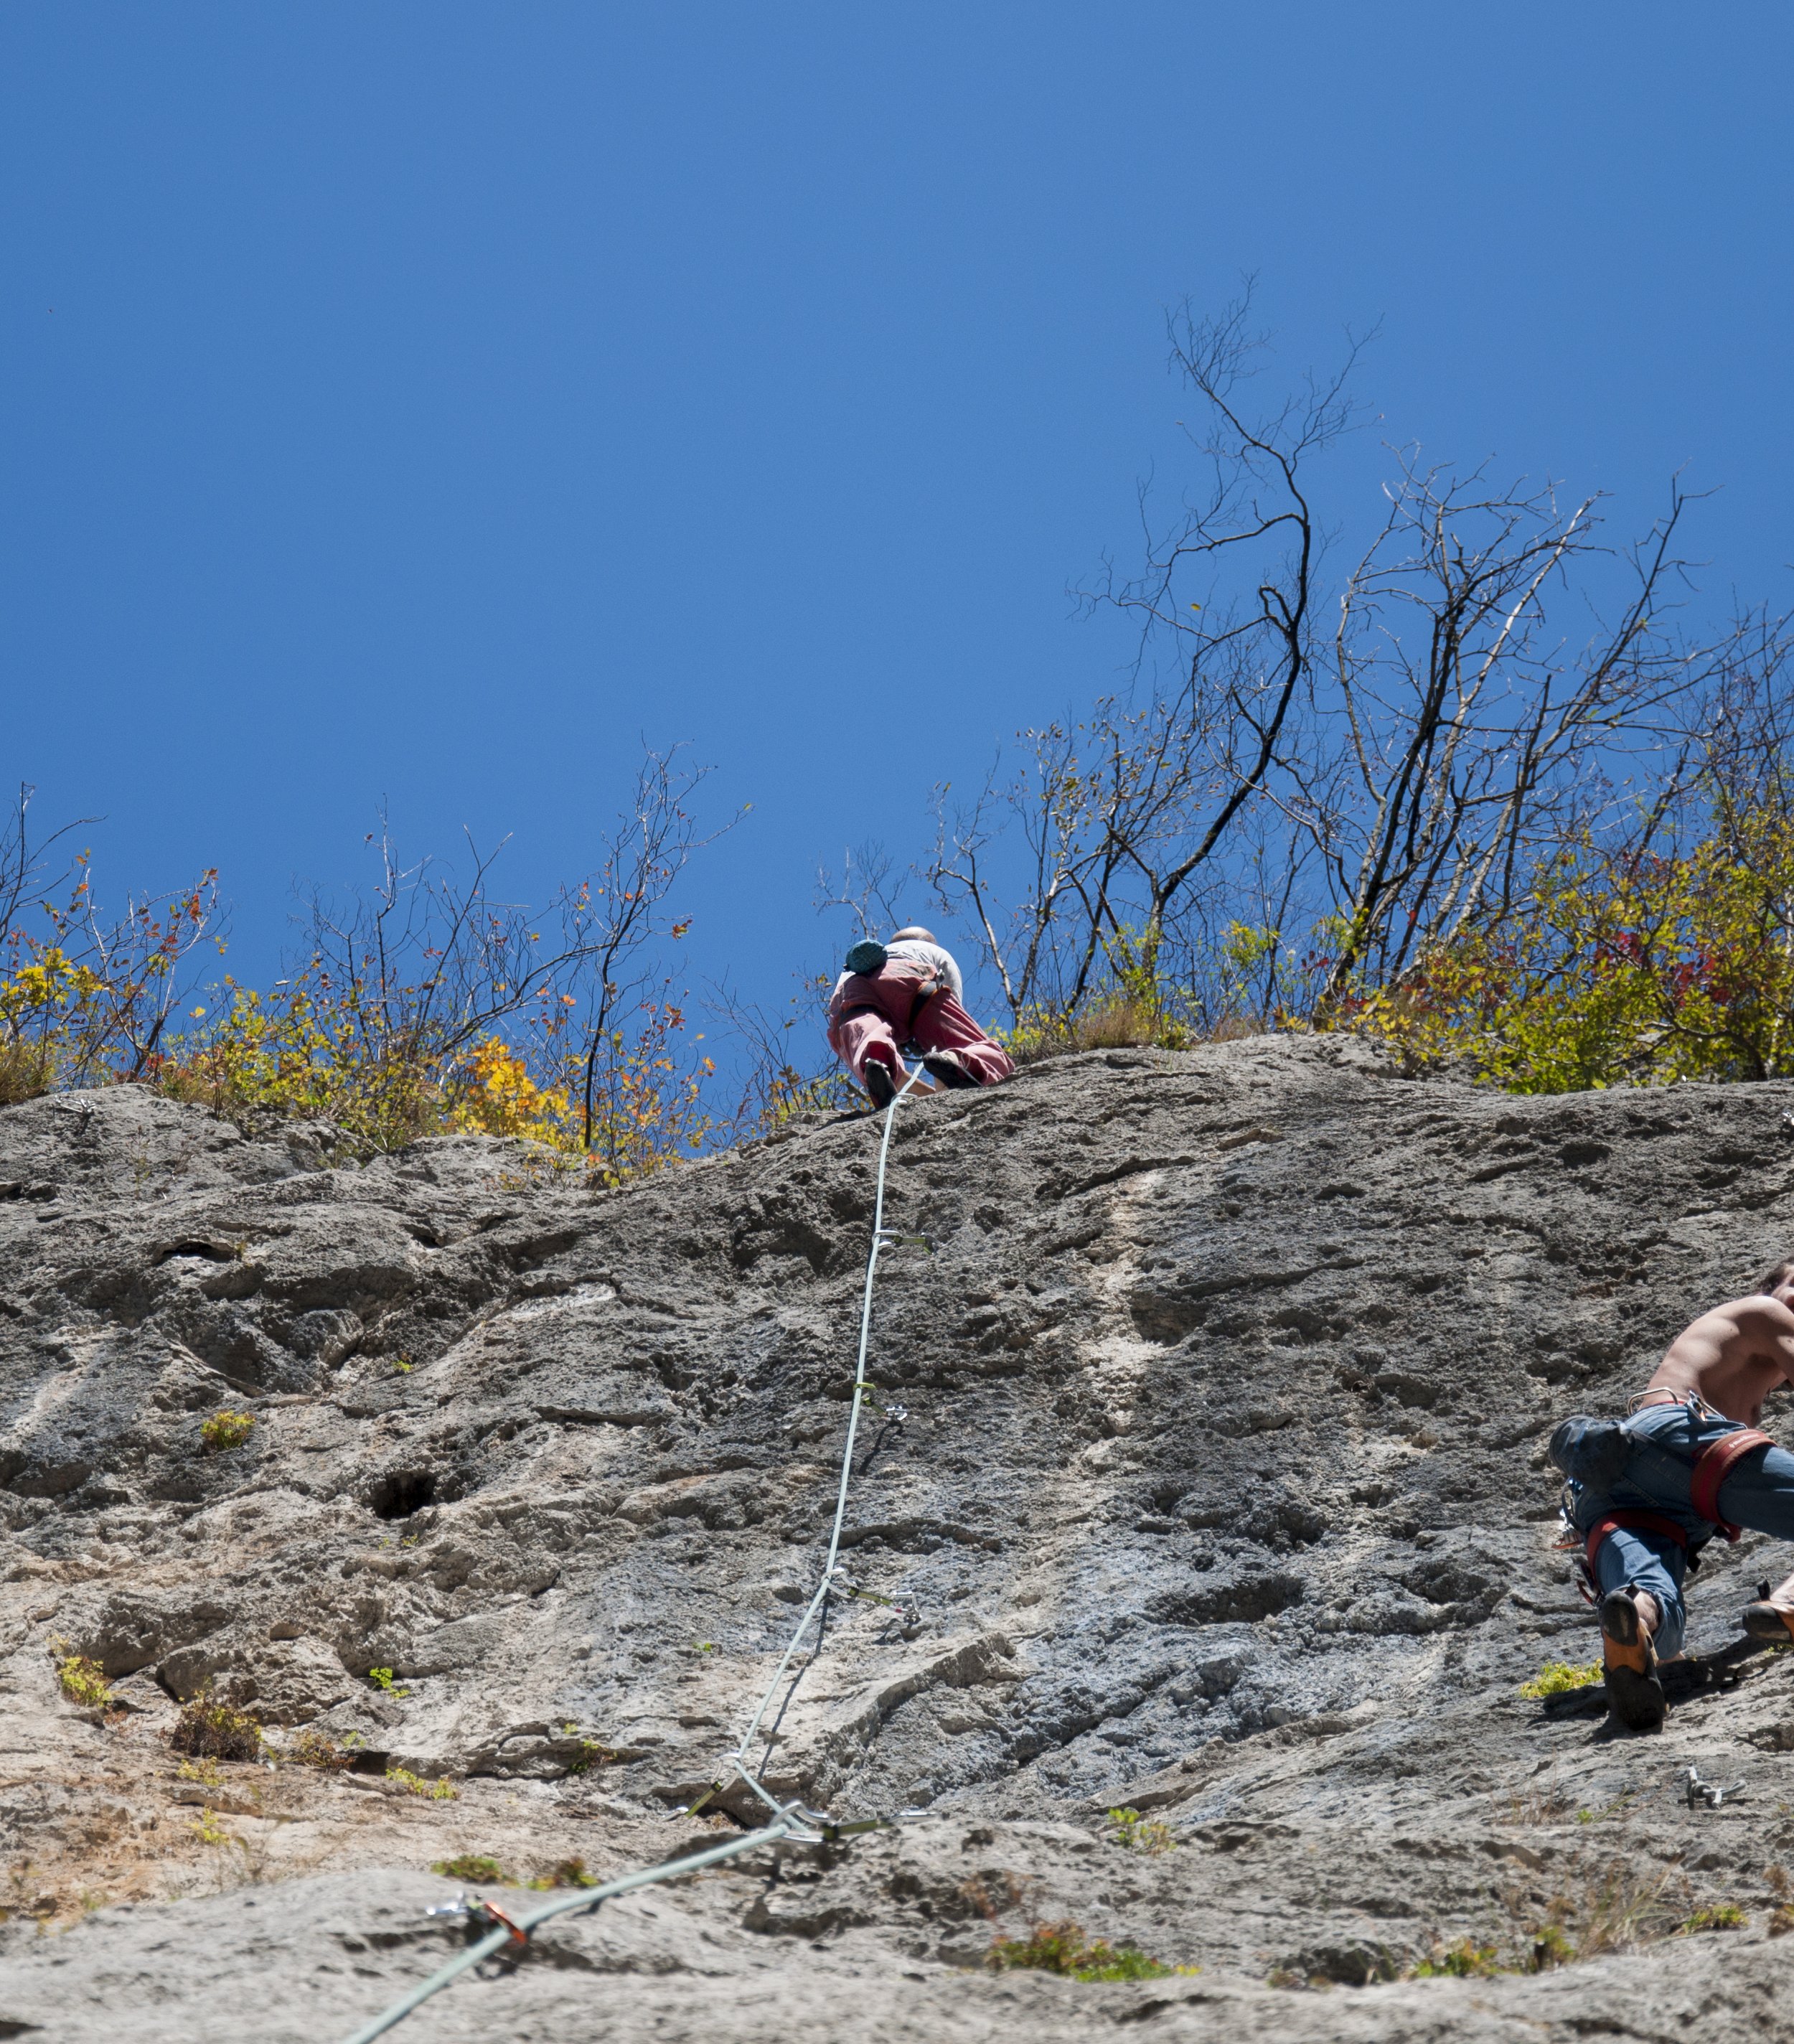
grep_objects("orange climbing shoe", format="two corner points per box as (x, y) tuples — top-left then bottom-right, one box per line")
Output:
(1600, 1589), (1665, 1730)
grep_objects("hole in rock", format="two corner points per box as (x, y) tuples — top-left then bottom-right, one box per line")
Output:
(369, 1471), (436, 1520)
(158, 1241), (235, 1265)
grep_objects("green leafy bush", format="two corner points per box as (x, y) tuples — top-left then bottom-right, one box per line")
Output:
(1345, 805), (1794, 1092)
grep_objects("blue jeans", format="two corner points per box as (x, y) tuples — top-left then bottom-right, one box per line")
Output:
(1569, 1401), (1794, 1660)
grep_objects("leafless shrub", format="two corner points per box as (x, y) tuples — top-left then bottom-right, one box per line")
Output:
(910, 289), (1776, 1041)
(295, 747), (736, 1153)
(1298, 462), (1739, 1001)
(928, 287), (1351, 1032)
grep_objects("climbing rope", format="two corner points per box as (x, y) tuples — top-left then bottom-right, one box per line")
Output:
(335, 1066), (927, 2043)
(338, 1816), (809, 2044)
(725, 1062), (924, 1797)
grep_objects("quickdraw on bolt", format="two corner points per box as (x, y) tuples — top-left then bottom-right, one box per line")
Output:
(1683, 1763), (1746, 1809)
(834, 1575), (919, 1623)
(813, 1814), (892, 1842)
(851, 1382), (909, 1430)
(680, 1781), (723, 1820)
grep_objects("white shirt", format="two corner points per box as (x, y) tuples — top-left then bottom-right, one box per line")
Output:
(883, 939), (963, 1003)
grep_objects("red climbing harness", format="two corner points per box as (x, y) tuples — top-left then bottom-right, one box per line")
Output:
(1582, 1425), (1776, 1583)
(1584, 1508), (1690, 1572)
(1690, 1427), (1775, 1540)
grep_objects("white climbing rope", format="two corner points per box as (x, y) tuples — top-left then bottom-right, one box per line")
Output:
(339, 1815), (808, 2044)
(728, 1062), (924, 1788)
(334, 1066), (927, 2043)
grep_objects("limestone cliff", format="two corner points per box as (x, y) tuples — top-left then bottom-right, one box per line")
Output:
(1, 1037), (1791, 2040)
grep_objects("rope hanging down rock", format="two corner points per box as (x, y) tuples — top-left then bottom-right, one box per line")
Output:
(336, 1066), (929, 2044)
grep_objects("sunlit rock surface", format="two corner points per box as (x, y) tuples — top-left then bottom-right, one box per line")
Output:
(1, 1041), (1792, 2040)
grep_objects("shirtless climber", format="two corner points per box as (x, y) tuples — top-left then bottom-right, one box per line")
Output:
(1550, 1260), (1794, 1730)
(826, 926), (1015, 1110)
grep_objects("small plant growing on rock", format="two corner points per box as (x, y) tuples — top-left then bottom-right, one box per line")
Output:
(55, 1651), (113, 1710)
(525, 1857), (598, 1890)
(1518, 1658), (1603, 1699)
(567, 1734), (616, 1776)
(281, 1728), (359, 1771)
(1571, 1857), (1673, 1954)
(1498, 1778), (1573, 1825)
(200, 1410), (256, 1455)
(1106, 1806), (1177, 1855)
(1410, 1938), (1504, 1979)
(187, 1809), (229, 1847)
(387, 1766), (457, 1801)
(1530, 1923), (1574, 1969)
(1575, 1788), (1638, 1825)
(177, 1757), (224, 1789)
(367, 1666), (411, 1699)
(433, 1854), (506, 1883)
(1680, 1903), (1747, 1933)
(170, 1689), (264, 1762)
(987, 1921), (1188, 1983)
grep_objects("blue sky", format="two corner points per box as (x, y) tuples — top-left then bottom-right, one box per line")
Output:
(4, 4), (1791, 1032)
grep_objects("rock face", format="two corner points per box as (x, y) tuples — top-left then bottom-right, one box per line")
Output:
(1, 1039), (1794, 2040)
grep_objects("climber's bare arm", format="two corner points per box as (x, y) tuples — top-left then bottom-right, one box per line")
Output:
(1645, 1293), (1794, 1425)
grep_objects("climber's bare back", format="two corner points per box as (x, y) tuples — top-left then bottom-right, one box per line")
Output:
(1645, 1286), (1794, 1425)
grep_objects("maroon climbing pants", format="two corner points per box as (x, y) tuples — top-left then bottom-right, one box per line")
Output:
(827, 962), (1015, 1092)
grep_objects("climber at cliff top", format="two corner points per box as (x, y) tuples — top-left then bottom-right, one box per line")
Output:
(827, 926), (1015, 1110)
(1551, 1261), (1794, 1731)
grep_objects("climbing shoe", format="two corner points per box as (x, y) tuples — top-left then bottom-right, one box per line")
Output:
(1742, 1578), (1794, 1644)
(1599, 1589), (1666, 1731)
(921, 1050), (980, 1091)
(863, 1059), (898, 1110)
